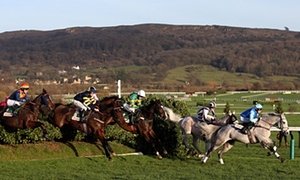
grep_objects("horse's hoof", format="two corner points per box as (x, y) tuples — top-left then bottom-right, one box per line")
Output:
(112, 152), (116, 156)
(198, 154), (205, 158)
(157, 155), (163, 160)
(219, 159), (224, 164)
(201, 156), (208, 163)
(280, 157), (285, 163)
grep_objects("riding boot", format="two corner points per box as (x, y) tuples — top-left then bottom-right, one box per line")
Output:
(241, 126), (248, 134)
(80, 110), (87, 123)
(11, 104), (20, 116)
(241, 123), (253, 134)
(135, 109), (144, 121)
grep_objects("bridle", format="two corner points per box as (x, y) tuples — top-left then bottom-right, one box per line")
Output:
(258, 114), (288, 133)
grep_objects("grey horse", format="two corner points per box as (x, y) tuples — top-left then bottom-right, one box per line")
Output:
(201, 113), (289, 164)
(163, 107), (238, 157)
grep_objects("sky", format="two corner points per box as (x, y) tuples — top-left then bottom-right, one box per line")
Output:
(1, 0), (299, 33)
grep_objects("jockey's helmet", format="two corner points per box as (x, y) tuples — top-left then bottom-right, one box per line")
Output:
(137, 90), (146, 98)
(255, 103), (263, 110)
(209, 101), (216, 108)
(87, 86), (97, 93)
(20, 82), (30, 89)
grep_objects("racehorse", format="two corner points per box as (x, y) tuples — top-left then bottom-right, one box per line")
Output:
(163, 107), (238, 156)
(50, 96), (168, 159)
(0, 89), (55, 131)
(120, 100), (168, 159)
(49, 95), (126, 160)
(201, 113), (289, 164)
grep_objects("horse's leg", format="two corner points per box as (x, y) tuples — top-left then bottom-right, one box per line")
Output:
(141, 130), (163, 159)
(260, 139), (284, 163)
(217, 141), (235, 164)
(191, 135), (203, 157)
(201, 135), (227, 164)
(148, 129), (168, 157)
(284, 134), (288, 147)
(26, 120), (44, 129)
(277, 132), (282, 147)
(182, 132), (192, 153)
(95, 128), (114, 160)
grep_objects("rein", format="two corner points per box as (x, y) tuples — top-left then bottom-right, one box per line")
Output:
(256, 115), (283, 131)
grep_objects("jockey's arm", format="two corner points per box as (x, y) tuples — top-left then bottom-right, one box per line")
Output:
(91, 93), (99, 101)
(249, 110), (258, 123)
(203, 109), (215, 121)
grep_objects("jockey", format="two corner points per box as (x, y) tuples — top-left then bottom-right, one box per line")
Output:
(197, 101), (217, 124)
(240, 103), (263, 133)
(73, 86), (99, 122)
(6, 82), (30, 115)
(123, 90), (146, 123)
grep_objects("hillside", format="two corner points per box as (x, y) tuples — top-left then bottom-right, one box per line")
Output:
(0, 24), (299, 91)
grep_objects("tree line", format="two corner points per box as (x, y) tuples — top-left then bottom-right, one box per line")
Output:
(0, 24), (299, 89)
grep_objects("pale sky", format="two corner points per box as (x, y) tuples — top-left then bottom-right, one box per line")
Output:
(0, 0), (299, 33)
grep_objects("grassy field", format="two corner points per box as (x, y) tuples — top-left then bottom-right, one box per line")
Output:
(163, 64), (299, 88)
(186, 91), (300, 125)
(0, 91), (300, 179)
(0, 142), (299, 180)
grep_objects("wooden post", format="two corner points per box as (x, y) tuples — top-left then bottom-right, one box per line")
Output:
(117, 80), (121, 98)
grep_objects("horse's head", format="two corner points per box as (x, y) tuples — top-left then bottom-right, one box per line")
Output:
(218, 111), (238, 125)
(227, 111), (238, 124)
(263, 113), (289, 135)
(150, 100), (167, 120)
(94, 96), (124, 121)
(278, 113), (289, 135)
(97, 96), (120, 111)
(33, 89), (55, 111)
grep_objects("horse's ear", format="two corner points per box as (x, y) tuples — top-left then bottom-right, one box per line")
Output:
(43, 88), (47, 94)
(232, 111), (235, 115)
(228, 111), (232, 115)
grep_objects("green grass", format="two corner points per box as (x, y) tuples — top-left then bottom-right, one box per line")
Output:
(0, 141), (136, 161)
(0, 91), (300, 179)
(163, 64), (299, 87)
(0, 142), (299, 179)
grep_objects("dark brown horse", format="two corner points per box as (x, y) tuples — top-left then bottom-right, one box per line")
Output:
(0, 89), (55, 131)
(49, 95), (127, 160)
(49, 97), (167, 159)
(117, 99), (168, 159)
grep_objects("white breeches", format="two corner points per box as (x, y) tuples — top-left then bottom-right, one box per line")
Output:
(7, 99), (23, 106)
(73, 100), (89, 111)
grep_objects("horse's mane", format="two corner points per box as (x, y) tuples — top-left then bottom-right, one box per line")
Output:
(267, 112), (281, 116)
(260, 112), (281, 119)
(163, 106), (182, 122)
(101, 95), (119, 101)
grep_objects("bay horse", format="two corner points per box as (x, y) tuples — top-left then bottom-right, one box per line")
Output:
(0, 89), (55, 131)
(201, 113), (289, 164)
(119, 99), (168, 159)
(49, 95), (126, 160)
(163, 107), (238, 157)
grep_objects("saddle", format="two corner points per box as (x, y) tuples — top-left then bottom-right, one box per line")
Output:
(233, 124), (256, 143)
(3, 106), (20, 117)
(71, 109), (90, 122)
(124, 109), (144, 124)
